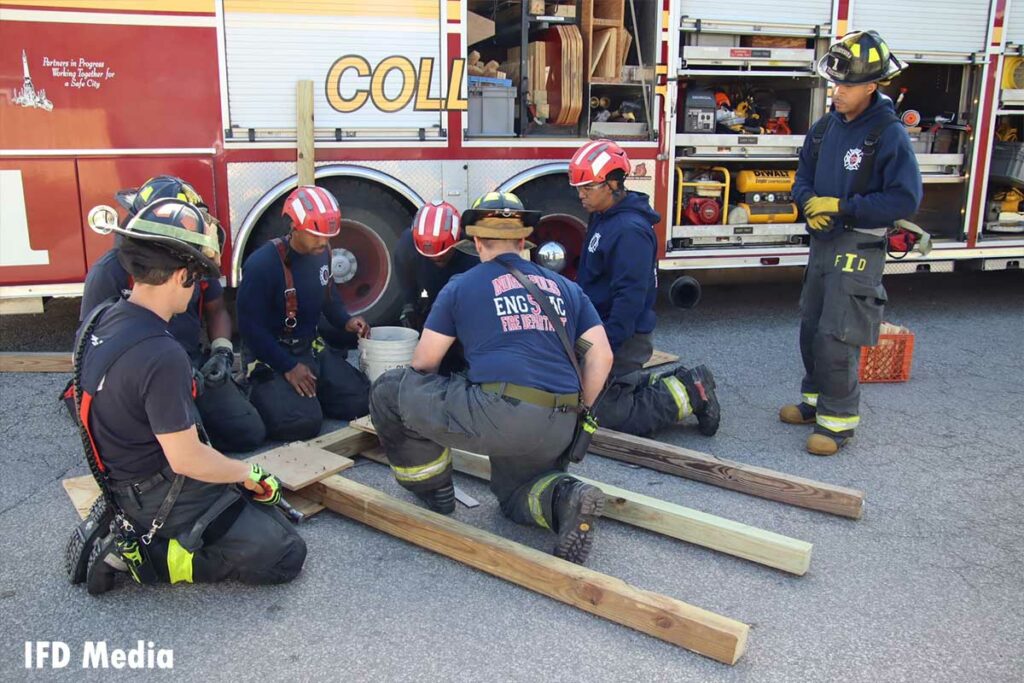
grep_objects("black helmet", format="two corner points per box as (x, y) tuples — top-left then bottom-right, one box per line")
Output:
(816, 31), (908, 85)
(461, 191), (541, 239)
(115, 175), (206, 216)
(89, 198), (222, 277)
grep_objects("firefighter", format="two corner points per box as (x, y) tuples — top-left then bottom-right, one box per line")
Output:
(236, 185), (371, 441)
(369, 192), (615, 564)
(77, 175), (265, 453)
(66, 198), (305, 595)
(569, 140), (721, 437)
(395, 200), (478, 331)
(785, 31), (922, 455)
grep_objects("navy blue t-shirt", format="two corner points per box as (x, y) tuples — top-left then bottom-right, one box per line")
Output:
(425, 253), (602, 394)
(81, 300), (196, 482)
(237, 238), (351, 374)
(394, 228), (478, 310)
(80, 248), (224, 361)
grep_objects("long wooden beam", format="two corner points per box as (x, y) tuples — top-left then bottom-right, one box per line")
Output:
(0, 352), (72, 373)
(344, 420), (812, 575)
(304, 474), (749, 664)
(591, 429), (865, 519)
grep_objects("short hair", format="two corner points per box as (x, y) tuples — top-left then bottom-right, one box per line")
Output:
(116, 239), (186, 286)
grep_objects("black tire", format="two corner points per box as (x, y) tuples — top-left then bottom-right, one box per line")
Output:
(244, 178), (414, 324)
(514, 172), (589, 224)
(513, 174), (589, 280)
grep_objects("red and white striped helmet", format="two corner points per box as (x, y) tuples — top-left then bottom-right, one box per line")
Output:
(282, 185), (341, 237)
(412, 201), (461, 257)
(568, 139), (631, 187)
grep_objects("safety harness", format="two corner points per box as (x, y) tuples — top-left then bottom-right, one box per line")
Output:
(810, 112), (928, 258)
(270, 237), (299, 336)
(73, 299), (188, 583)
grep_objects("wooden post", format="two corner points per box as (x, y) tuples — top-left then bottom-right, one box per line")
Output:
(0, 352), (72, 373)
(296, 80), (315, 186)
(305, 475), (749, 664)
(591, 429), (866, 519)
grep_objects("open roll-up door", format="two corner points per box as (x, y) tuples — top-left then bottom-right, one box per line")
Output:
(850, 0), (991, 59)
(223, 0), (443, 135)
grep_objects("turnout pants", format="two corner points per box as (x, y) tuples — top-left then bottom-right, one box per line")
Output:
(369, 368), (578, 530)
(112, 469), (306, 585)
(249, 339), (371, 442)
(595, 333), (696, 437)
(192, 353), (266, 453)
(798, 231), (888, 437)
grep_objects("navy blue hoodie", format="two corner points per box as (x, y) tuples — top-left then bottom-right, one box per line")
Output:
(237, 238), (351, 374)
(576, 191), (661, 351)
(394, 228), (478, 310)
(793, 92), (922, 239)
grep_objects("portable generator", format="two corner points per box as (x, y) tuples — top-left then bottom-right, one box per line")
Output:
(733, 170), (798, 223)
(683, 88), (716, 133)
(675, 166), (729, 226)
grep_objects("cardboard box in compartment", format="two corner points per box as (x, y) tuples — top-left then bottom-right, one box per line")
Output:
(741, 35), (807, 49)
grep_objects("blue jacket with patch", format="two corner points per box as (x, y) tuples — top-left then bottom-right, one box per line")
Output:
(793, 92), (922, 239)
(576, 191), (661, 351)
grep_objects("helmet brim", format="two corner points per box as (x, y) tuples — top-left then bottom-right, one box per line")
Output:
(453, 238), (536, 257)
(117, 230), (221, 277)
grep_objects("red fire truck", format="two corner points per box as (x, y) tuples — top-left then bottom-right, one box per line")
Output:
(1, 1), (1020, 321)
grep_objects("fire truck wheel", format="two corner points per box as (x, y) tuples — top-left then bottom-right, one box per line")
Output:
(246, 178), (412, 324)
(513, 174), (589, 280)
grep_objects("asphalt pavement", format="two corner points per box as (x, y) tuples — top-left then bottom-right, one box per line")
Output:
(0, 270), (1022, 682)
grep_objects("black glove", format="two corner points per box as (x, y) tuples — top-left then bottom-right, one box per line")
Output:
(200, 347), (233, 387)
(399, 304), (425, 331)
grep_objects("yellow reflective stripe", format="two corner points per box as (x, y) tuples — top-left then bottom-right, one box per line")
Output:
(167, 539), (194, 585)
(802, 393), (819, 407)
(390, 448), (452, 483)
(528, 473), (563, 530)
(868, 47), (881, 63)
(850, 42), (862, 58)
(816, 414), (860, 433)
(661, 375), (692, 421)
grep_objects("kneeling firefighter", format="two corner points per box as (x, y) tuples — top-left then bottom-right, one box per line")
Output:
(784, 30), (922, 455)
(370, 192), (615, 564)
(66, 198), (306, 595)
(75, 175), (265, 452)
(569, 139), (722, 438)
(237, 185), (372, 441)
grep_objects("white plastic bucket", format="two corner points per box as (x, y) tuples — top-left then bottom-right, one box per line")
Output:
(358, 326), (420, 382)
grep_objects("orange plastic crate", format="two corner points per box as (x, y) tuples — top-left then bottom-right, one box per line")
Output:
(859, 332), (915, 383)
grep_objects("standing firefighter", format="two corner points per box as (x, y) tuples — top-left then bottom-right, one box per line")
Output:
(785, 31), (922, 455)
(369, 192), (615, 564)
(237, 185), (371, 441)
(394, 200), (478, 331)
(76, 175), (265, 453)
(66, 198), (305, 595)
(569, 139), (721, 438)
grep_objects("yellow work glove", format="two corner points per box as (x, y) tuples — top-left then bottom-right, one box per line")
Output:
(803, 196), (845, 218)
(805, 214), (833, 231)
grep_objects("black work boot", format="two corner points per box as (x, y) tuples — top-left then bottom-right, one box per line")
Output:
(678, 365), (721, 436)
(65, 496), (114, 584)
(86, 533), (128, 596)
(415, 482), (456, 515)
(552, 478), (604, 565)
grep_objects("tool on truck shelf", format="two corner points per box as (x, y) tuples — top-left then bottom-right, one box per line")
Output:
(731, 170), (798, 225)
(675, 167), (729, 226)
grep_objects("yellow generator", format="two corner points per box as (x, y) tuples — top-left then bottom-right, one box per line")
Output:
(732, 170), (798, 224)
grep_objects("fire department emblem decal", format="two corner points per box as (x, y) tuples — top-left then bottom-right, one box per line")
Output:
(588, 233), (601, 253)
(844, 148), (864, 171)
(319, 265), (330, 286)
